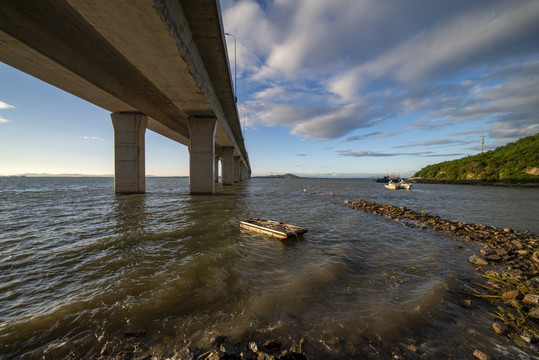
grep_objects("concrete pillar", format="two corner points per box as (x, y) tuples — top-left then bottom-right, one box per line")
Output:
(222, 147), (234, 185)
(214, 156), (220, 183)
(234, 156), (241, 183)
(111, 112), (147, 194)
(240, 162), (249, 181)
(188, 116), (217, 194)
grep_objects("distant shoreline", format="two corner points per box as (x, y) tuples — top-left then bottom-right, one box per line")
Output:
(411, 178), (539, 188)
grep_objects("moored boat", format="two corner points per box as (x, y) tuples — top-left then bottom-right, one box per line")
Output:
(240, 218), (308, 239)
(384, 180), (399, 190)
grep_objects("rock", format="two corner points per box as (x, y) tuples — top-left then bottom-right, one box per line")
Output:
(220, 342), (236, 355)
(513, 338), (527, 347)
(501, 290), (524, 300)
(529, 307), (539, 319)
(492, 321), (509, 335)
(290, 338), (305, 354)
(520, 331), (535, 343)
(469, 255), (488, 266)
(523, 294), (539, 305)
(533, 251), (539, 263)
(264, 340), (282, 353)
(461, 299), (473, 308)
(204, 350), (221, 360)
(486, 254), (502, 261)
(249, 342), (259, 353)
(473, 349), (490, 360)
(496, 248), (509, 256)
(100, 342), (114, 357)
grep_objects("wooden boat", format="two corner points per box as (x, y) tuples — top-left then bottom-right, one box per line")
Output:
(240, 218), (307, 239)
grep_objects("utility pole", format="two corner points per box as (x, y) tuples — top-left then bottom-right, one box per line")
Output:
(481, 136), (484, 153)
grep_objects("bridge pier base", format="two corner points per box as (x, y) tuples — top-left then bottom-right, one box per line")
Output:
(188, 116), (217, 194)
(222, 147), (235, 185)
(111, 112), (147, 194)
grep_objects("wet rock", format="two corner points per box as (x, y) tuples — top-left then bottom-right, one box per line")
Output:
(486, 254), (502, 261)
(473, 349), (490, 360)
(501, 290), (524, 300)
(264, 340), (282, 353)
(492, 321), (509, 335)
(220, 342), (236, 356)
(249, 342), (259, 354)
(100, 342), (114, 357)
(529, 307), (539, 319)
(533, 251), (539, 263)
(469, 255), (488, 266)
(523, 294), (539, 305)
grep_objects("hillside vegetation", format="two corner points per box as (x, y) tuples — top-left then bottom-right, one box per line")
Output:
(413, 133), (539, 183)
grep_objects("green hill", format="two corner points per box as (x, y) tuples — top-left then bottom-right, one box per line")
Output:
(413, 133), (539, 184)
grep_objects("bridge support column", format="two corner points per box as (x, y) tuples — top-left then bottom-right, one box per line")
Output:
(214, 156), (220, 183)
(240, 162), (248, 181)
(188, 116), (217, 194)
(111, 112), (147, 194)
(222, 147), (234, 185)
(234, 156), (241, 183)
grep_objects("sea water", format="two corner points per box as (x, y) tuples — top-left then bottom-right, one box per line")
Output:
(0, 177), (537, 359)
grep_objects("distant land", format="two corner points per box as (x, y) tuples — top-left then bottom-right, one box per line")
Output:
(254, 173), (303, 179)
(413, 133), (538, 185)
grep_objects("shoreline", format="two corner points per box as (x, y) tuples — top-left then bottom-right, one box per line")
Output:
(345, 198), (539, 356)
(410, 178), (539, 188)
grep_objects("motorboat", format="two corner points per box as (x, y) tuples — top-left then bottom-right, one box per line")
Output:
(384, 180), (399, 189)
(398, 179), (412, 190)
(384, 179), (412, 190)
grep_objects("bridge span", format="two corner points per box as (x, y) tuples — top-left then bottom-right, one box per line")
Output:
(0, 0), (250, 194)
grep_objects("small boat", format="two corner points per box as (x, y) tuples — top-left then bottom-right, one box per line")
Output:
(398, 179), (412, 190)
(384, 180), (399, 190)
(240, 218), (307, 239)
(384, 179), (412, 190)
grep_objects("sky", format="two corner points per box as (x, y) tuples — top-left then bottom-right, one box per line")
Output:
(1, 0), (538, 177)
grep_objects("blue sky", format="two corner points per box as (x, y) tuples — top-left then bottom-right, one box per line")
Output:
(1, 0), (538, 177)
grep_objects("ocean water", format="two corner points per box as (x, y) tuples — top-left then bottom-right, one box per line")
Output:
(0, 177), (538, 359)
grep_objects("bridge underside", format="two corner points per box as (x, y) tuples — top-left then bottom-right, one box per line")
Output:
(0, 0), (250, 193)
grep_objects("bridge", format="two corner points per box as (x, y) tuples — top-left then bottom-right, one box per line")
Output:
(0, 0), (250, 194)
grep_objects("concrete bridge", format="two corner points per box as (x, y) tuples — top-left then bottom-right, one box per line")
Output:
(0, 0), (250, 194)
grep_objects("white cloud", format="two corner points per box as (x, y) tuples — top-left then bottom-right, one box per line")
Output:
(83, 136), (105, 141)
(221, 0), (539, 144)
(0, 101), (15, 110)
(0, 116), (9, 124)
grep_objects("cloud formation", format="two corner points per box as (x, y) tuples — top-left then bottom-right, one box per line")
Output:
(0, 100), (15, 124)
(222, 0), (539, 147)
(82, 136), (105, 142)
(0, 101), (15, 110)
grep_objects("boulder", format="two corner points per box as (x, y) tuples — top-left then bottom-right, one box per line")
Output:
(469, 255), (488, 266)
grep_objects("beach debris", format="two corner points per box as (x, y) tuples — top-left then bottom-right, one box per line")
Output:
(240, 218), (307, 239)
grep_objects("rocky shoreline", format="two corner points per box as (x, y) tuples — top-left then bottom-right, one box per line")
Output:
(345, 198), (539, 357)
